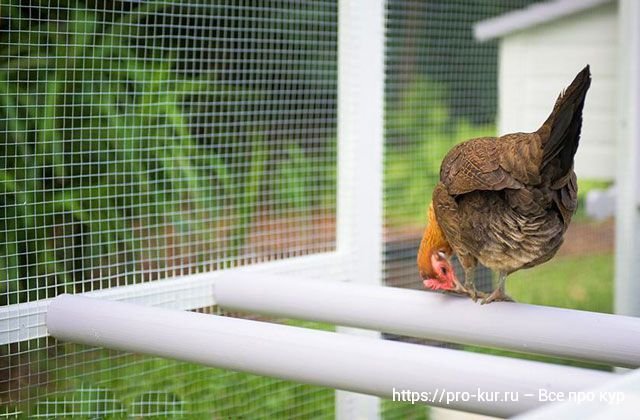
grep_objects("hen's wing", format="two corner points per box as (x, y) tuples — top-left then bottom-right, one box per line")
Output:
(434, 136), (526, 247)
(439, 137), (525, 195)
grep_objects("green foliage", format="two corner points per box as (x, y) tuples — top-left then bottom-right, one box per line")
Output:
(385, 77), (495, 227)
(386, 0), (540, 125)
(130, 391), (184, 418)
(1, 3), (204, 302)
(382, 400), (430, 420)
(0, 1), (337, 303)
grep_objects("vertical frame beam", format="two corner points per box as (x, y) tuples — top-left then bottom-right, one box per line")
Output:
(615, 0), (640, 316)
(336, 0), (385, 418)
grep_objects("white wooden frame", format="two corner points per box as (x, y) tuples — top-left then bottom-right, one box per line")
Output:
(335, 0), (385, 417)
(615, 0), (640, 317)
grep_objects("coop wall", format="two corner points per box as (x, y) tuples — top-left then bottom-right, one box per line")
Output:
(497, 2), (618, 181)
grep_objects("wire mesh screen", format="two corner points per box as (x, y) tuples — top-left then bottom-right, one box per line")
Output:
(2, 0), (337, 303)
(1, 0), (621, 417)
(382, 0), (617, 409)
(383, 0), (614, 358)
(2, 0), (338, 417)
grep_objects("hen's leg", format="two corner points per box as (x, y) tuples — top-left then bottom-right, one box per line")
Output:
(448, 277), (470, 295)
(458, 256), (485, 302)
(481, 271), (515, 304)
(461, 266), (479, 302)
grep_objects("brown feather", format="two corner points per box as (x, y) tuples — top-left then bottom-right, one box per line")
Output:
(420, 66), (590, 280)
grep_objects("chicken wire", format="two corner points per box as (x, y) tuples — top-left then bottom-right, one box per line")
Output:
(1, 0), (619, 418)
(1, 0), (340, 417)
(384, 0), (614, 344)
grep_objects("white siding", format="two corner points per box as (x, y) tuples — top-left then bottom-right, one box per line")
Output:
(498, 2), (617, 180)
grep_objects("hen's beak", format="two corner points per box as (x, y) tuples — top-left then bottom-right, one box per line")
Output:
(423, 277), (450, 291)
(422, 254), (466, 293)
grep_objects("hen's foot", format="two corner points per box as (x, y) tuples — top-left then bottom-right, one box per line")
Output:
(465, 283), (482, 302)
(481, 288), (515, 305)
(447, 284), (487, 301)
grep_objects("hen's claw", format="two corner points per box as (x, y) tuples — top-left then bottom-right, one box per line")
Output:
(465, 283), (480, 302)
(481, 288), (515, 304)
(447, 283), (487, 301)
(480, 270), (514, 304)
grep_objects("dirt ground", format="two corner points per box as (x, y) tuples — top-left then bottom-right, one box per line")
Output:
(385, 217), (615, 258)
(555, 218), (614, 257)
(383, 217), (614, 289)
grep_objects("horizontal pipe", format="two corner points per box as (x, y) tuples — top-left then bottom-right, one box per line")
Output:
(0, 252), (346, 346)
(47, 294), (612, 418)
(516, 368), (640, 419)
(214, 276), (640, 368)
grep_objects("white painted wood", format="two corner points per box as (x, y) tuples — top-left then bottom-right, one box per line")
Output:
(474, 0), (613, 42)
(215, 275), (640, 368)
(336, 0), (384, 282)
(0, 251), (345, 345)
(496, 1), (618, 180)
(47, 294), (615, 419)
(336, 0), (385, 417)
(614, 0), (640, 317)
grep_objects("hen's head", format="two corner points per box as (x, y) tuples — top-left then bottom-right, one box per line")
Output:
(417, 203), (458, 291)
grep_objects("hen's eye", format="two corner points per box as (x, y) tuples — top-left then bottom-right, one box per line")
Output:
(441, 266), (448, 275)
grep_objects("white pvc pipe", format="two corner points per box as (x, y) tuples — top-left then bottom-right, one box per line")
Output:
(46, 294), (612, 418)
(516, 368), (640, 419)
(214, 276), (640, 368)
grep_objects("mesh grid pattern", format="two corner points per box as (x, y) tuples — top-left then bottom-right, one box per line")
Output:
(2, 1), (337, 417)
(1, 0), (617, 417)
(1, 1), (338, 305)
(384, 1), (541, 295)
(384, 0), (613, 312)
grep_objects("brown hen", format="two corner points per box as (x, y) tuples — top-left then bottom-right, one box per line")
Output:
(418, 65), (591, 304)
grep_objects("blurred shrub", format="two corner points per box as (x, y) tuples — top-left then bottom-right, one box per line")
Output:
(385, 77), (495, 227)
(0, 1), (337, 304)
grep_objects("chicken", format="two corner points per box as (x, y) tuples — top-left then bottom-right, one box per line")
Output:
(417, 65), (591, 304)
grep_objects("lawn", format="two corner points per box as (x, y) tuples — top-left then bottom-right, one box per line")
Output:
(464, 253), (614, 371)
(509, 253), (613, 313)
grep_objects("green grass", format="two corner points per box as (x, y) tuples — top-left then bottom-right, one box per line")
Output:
(463, 253), (614, 371)
(509, 254), (613, 312)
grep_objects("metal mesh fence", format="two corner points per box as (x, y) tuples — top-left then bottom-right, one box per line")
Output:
(1, 1), (338, 304)
(1, 0), (619, 417)
(2, 0), (339, 417)
(383, 0), (614, 316)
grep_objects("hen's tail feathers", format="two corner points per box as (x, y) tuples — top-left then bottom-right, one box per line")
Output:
(538, 65), (591, 177)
